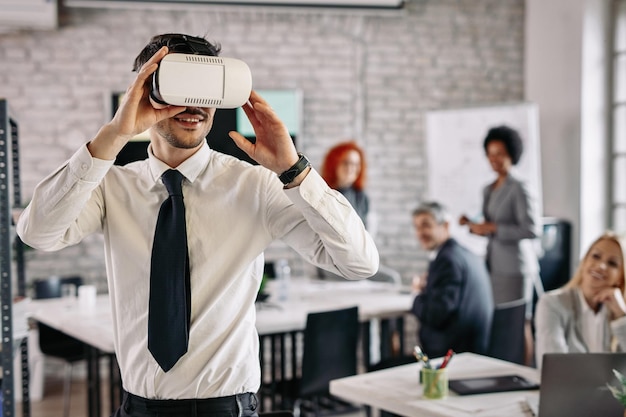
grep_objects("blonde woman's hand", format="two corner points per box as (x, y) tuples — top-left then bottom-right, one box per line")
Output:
(594, 287), (626, 320)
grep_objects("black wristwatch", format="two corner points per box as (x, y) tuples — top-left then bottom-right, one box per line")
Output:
(278, 153), (311, 185)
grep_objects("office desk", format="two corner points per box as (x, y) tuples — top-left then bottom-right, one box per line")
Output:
(256, 279), (412, 409)
(29, 279), (413, 417)
(27, 295), (116, 417)
(28, 279), (411, 348)
(257, 279), (411, 331)
(330, 352), (539, 417)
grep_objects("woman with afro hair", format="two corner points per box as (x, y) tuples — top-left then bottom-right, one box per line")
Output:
(459, 125), (542, 363)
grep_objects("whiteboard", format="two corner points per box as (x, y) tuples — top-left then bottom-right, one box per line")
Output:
(425, 102), (542, 256)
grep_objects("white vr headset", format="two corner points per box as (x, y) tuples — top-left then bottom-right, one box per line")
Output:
(150, 53), (252, 109)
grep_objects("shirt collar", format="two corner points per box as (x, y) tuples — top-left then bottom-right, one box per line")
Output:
(428, 238), (451, 261)
(147, 141), (212, 185)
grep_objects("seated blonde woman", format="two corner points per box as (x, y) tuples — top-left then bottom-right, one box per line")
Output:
(534, 231), (626, 368)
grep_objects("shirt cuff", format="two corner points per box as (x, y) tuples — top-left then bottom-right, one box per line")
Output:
(68, 144), (114, 183)
(283, 168), (327, 208)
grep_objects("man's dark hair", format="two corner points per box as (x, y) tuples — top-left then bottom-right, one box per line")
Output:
(482, 125), (524, 165)
(132, 33), (222, 72)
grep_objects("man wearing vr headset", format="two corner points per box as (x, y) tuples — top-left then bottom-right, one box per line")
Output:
(17, 34), (379, 417)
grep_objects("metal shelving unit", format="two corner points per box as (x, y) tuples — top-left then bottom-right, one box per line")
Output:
(0, 98), (29, 417)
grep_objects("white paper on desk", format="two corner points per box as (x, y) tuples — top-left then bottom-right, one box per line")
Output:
(361, 376), (418, 399)
(408, 392), (536, 416)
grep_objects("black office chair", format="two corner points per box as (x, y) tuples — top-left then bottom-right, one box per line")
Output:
(486, 298), (527, 365)
(33, 276), (83, 299)
(281, 306), (360, 417)
(531, 218), (572, 317)
(33, 275), (87, 417)
(538, 218), (572, 292)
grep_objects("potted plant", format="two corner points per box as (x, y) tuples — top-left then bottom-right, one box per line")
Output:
(607, 369), (626, 416)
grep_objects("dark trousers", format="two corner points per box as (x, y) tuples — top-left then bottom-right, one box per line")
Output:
(112, 391), (259, 417)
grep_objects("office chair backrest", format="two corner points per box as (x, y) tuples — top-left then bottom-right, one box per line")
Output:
(487, 298), (526, 364)
(33, 276), (83, 299)
(300, 306), (359, 398)
(538, 218), (572, 292)
(32, 275), (87, 360)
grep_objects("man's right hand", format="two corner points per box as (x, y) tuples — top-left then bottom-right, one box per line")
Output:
(87, 46), (185, 161)
(412, 273), (428, 293)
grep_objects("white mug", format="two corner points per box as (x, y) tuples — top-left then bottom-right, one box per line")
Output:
(78, 285), (97, 308)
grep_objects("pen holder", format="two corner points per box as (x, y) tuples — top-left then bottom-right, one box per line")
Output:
(421, 367), (448, 399)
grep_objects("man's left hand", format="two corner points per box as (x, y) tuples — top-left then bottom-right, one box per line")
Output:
(229, 90), (299, 174)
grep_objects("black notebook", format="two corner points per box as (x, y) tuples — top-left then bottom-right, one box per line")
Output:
(449, 374), (539, 395)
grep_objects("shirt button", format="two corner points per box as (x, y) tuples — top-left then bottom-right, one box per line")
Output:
(81, 163), (88, 170)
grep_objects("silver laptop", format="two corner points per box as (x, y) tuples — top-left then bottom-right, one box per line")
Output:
(538, 353), (626, 417)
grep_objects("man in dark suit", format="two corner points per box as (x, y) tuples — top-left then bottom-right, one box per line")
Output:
(411, 201), (494, 358)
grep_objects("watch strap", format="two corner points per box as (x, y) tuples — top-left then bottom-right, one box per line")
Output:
(278, 153), (311, 185)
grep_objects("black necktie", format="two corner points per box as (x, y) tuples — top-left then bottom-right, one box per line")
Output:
(148, 169), (190, 372)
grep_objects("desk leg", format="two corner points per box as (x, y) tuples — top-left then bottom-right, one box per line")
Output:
(380, 317), (406, 359)
(290, 331), (297, 381)
(270, 335), (277, 409)
(361, 321), (371, 370)
(279, 333), (290, 409)
(86, 346), (101, 417)
(280, 333), (286, 384)
(380, 319), (393, 359)
(396, 316), (405, 354)
(363, 315), (408, 372)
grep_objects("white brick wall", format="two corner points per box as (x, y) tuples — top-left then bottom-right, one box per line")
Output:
(1, 0), (524, 291)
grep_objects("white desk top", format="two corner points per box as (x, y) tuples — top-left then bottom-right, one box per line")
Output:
(28, 295), (116, 353)
(257, 279), (412, 334)
(330, 352), (540, 417)
(28, 279), (413, 354)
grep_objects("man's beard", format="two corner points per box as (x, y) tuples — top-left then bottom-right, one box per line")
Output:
(154, 108), (213, 149)
(158, 127), (208, 149)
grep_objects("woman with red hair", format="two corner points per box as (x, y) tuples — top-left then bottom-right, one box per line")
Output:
(321, 141), (369, 227)
(320, 142), (399, 285)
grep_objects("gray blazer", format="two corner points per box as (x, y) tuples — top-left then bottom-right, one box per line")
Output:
(482, 174), (541, 278)
(534, 287), (626, 368)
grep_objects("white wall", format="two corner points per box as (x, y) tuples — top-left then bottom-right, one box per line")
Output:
(525, 0), (612, 261)
(580, 0), (611, 252)
(1, 0), (526, 288)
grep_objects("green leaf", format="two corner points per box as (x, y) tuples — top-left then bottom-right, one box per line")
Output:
(613, 369), (626, 387)
(608, 369), (626, 406)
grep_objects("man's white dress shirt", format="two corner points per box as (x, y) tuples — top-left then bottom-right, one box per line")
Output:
(17, 142), (379, 399)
